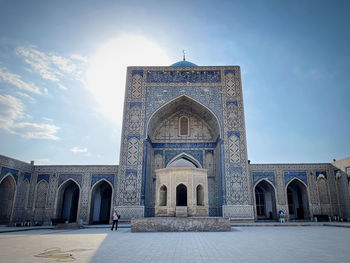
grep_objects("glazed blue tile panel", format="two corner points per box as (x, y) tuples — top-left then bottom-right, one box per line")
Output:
(154, 150), (163, 156)
(224, 69), (235, 75)
(284, 171), (308, 185)
(130, 102), (142, 108)
(0, 167), (19, 183)
(227, 131), (240, 138)
(205, 149), (214, 154)
(145, 86), (223, 135)
(58, 174), (82, 187)
(91, 174), (114, 187)
(132, 70), (143, 76)
(226, 101), (238, 106)
(164, 150), (203, 167)
(37, 174), (50, 183)
(253, 171), (275, 186)
(146, 70), (221, 83)
(316, 171), (327, 179)
(127, 135), (140, 140)
(23, 172), (31, 182)
(152, 142), (216, 149)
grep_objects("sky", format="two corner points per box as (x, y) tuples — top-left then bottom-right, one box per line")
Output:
(0, 0), (349, 165)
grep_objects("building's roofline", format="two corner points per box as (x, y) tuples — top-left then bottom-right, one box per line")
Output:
(0, 154), (31, 165)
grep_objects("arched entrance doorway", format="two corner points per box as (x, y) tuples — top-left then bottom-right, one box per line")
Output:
(57, 180), (80, 223)
(254, 180), (277, 220)
(0, 175), (16, 224)
(286, 179), (310, 220)
(89, 180), (112, 224)
(176, 184), (187, 206)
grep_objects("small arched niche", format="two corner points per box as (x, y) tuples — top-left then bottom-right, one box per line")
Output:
(159, 185), (167, 206)
(196, 184), (204, 206)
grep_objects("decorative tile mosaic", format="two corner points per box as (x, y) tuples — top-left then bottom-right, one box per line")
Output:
(58, 174), (82, 187)
(23, 172), (31, 182)
(252, 171), (275, 186)
(0, 167), (19, 183)
(284, 171), (308, 185)
(91, 174), (115, 187)
(37, 174), (50, 183)
(146, 70), (221, 83)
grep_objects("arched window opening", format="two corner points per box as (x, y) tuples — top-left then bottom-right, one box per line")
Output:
(179, 116), (189, 136)
(159, 185), (167, 206)
(196, 185), (204, 206)
(255, 186), (265, 217)
(176, 184), (187, 206)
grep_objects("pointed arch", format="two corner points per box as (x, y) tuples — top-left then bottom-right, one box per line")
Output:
(196, 184), (204, 206)
(253, 179), (277, 220)
(159, 185), (167, 206)
(286, 178), (310, 220)
(55, 179), (81, 223)
(0, 174), (17, 224)
(146, 95), (221, 139)
(167, 152), (202, 168)
(88, 178), (113, 224)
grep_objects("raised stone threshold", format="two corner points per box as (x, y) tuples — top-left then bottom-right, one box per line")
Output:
(131, 217), (231, 232)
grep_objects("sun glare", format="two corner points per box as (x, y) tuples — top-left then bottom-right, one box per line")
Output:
(87, 35), (172, 124)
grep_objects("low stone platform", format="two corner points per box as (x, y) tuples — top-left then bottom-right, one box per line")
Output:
(131, 217), (231, 232)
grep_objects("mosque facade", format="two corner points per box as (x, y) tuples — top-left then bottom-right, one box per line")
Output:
(1, 60), (350, 225)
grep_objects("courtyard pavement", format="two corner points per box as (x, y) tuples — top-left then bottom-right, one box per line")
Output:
(0, 226), (349, 263)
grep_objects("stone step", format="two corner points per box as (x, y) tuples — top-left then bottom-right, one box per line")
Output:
(176, 206), (188, 217)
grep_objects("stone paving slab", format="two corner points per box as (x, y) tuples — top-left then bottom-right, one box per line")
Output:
(1, 226), (350, 263)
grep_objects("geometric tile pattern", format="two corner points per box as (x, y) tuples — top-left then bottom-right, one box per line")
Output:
(58, 174), (82, 187)
(127, 137), (139, 166)
(252, 171), (275, 186)
(0, 167), (19, 184)
(284, 171), (308, 185)
(91, 174), (115, 187)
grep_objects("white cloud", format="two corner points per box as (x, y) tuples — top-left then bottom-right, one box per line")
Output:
(71, 54), (88, 63)
(71, 146), (88, 153)
(15, 91), (36, 103)
(7, 122), (59, 140)
(15, 46), (87, 88)
(0, 94), (59, 140)
(0, 67), (41, 94)
(0, 94), (26, 125)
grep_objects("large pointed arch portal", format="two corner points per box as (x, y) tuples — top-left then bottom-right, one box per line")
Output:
(143, 95), (223, 217)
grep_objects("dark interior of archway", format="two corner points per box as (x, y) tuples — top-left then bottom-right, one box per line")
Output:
(255, 180), (277, 220)
(60, 182), (79, 223)
(0, 176), (16, 224)
(91, 182), (112, 224)
(287, 180), (307, 220)
(176, 184), (187, 206)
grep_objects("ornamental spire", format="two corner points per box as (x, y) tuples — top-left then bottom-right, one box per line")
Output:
(182, 49), (186, 61)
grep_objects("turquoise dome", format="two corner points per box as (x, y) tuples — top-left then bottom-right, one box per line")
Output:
(170, 60), (197, 67)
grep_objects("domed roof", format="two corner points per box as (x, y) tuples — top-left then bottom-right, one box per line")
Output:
(170, 60), (197, 67)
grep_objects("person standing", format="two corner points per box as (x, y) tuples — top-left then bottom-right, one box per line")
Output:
(111, 208), (120, 231)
